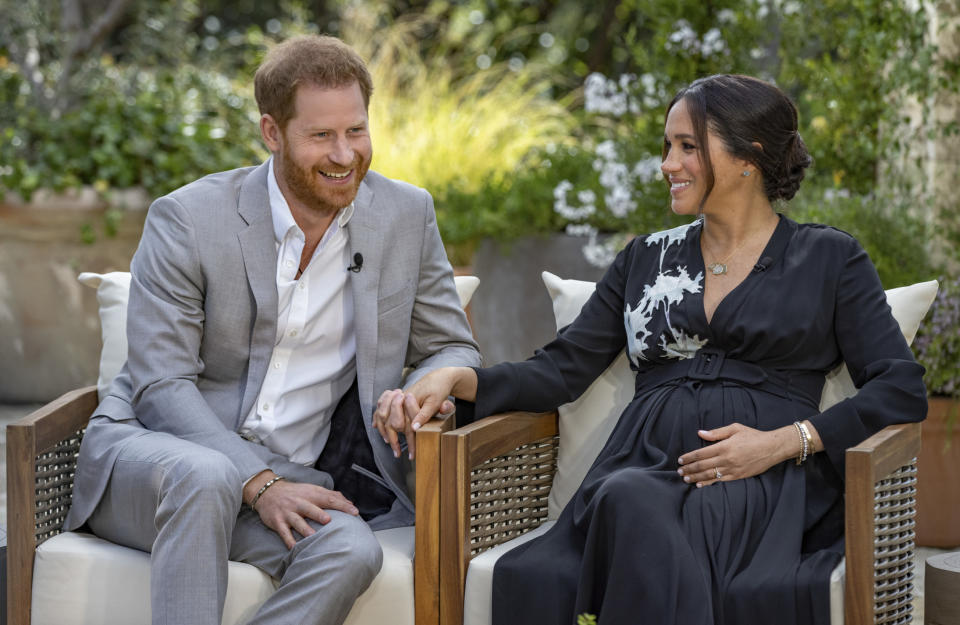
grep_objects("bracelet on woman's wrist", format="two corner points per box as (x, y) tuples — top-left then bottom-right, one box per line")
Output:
(793, 421), (813, 465)
(250, 475), (285, 510)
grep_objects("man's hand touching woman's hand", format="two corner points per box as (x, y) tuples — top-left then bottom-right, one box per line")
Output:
(371, 367), (479, 461)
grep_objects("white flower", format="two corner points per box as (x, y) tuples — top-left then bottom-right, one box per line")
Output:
(665, 20), (728, 57)
(583, 237), (619, 268)
(717, 9), (736, 23)
(584, 72), (639, 116)
(667, 20), (699, 53)
(566, 223), (597, 237)
(593, 140), (619, 164)
(640, 73), (657, 95)
(633, 156), (663, 184)
(701, 28), (728, 56)
(553, 180), (596, 220)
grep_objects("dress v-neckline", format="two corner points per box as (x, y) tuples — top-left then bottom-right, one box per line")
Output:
(695, 215), (789, 333)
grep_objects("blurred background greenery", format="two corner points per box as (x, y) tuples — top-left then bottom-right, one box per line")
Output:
(1, 0), (958, 286)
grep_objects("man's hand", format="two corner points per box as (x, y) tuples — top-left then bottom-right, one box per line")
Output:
(244, 471), (359, 549)
(371, 388), (454, 460)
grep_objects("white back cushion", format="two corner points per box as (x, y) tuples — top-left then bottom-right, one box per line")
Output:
(541, 271), (937, 520)
(78, 272), (131, 400)
(79, 271), (481, 401)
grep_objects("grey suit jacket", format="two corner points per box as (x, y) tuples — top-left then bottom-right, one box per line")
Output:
(65, 162), (480, 531)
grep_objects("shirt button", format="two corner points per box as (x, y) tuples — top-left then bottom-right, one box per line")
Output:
(273, 362), (281, 369)
(298, 283), (306, 290)
(285, 260), (294, 268)
(262, 402), (270, 411)
(289, 329), (298, 337)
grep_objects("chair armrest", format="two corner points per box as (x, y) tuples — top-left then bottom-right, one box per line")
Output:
(415, 414), (457, 625)
(7, 385), (98, 625)
(844, 421), (922, 625)
(439, 410), (559, 625)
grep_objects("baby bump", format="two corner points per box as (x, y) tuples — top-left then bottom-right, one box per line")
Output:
(598, 380), (817, 466)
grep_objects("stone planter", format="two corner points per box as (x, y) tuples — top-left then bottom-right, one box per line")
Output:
(916, 396), (960, 547)
(0, 199), (147, 403)
(469, 234), (613, 366)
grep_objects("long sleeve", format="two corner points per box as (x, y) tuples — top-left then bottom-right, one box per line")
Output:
(401, 190), (481, 386)
(125, 196), (269, 481)
(473, 239), (636, 419)
(808, 235), (928, 475)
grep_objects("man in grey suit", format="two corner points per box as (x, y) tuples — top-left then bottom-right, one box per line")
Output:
(63, 35), (480, 625)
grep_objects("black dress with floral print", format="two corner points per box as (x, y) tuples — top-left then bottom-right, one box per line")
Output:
(473, 215), (927, 625)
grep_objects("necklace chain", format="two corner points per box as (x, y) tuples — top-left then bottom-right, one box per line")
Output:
(703, 235), (750, 276)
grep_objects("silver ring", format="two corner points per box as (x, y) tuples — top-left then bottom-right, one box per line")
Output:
(714, 467), (722, 479)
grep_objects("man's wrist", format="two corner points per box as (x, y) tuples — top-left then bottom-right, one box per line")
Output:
(243, 469), (277, 506)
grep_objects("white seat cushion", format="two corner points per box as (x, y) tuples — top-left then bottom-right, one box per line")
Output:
(32, 527), (415, 625)
(463, 522), (556, 625)
(343, 527), (415, 625)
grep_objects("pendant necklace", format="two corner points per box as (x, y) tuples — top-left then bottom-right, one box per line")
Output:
(703, 235), (749, 276)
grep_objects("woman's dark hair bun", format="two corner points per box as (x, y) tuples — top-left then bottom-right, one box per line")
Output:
(768, 132), (812, 201)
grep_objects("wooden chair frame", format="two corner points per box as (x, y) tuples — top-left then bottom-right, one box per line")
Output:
(440, 410), (922, 625)
(6, 385), (452, 625)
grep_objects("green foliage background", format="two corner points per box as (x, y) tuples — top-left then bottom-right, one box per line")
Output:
(0, 0), (955, 290)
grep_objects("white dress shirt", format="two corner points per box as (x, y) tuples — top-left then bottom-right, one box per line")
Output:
(240, 158), (357, 465)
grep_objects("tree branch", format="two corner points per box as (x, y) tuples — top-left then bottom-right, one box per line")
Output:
(54, 0), (132, 114)
(60, 0), (83, 41)
(65, 0), (133, 61)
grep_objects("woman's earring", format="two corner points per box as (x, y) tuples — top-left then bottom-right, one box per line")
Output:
(741, 170), (751, 177)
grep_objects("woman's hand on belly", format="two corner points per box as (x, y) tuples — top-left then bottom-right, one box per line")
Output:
(676, 423), (801, 487)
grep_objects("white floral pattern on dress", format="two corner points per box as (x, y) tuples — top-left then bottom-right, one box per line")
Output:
(624, 221), (706, 365)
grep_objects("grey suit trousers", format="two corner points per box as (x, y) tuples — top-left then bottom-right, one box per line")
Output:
(85, 418), (382, 625)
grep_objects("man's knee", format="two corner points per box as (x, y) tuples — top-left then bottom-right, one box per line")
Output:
(299, 512), (383, 582)
(162, 450), (243, 516)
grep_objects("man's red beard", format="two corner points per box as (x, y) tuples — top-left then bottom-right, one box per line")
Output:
(277, 142), (370, 215)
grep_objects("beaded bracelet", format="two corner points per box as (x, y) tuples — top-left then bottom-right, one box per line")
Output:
(793, 421), (809, 465)
(250, 475), (285, 510)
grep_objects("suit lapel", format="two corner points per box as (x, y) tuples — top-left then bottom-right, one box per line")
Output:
(347, 180), (382, 415)
(236, 162), (278, 427)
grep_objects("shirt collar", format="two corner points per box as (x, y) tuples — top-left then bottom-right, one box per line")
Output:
(267, 156), (355, 245)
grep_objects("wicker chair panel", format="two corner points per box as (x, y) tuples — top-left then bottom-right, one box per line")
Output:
(871, 463), (917, 625)
(468, 436), (558, 557)
(33, 429), (84, 546)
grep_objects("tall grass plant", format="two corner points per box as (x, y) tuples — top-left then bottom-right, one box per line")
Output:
(341, 5), (575, 197)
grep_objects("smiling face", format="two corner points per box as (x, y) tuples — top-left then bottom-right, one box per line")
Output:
(660, 98), (749, 216)
(262, 81), (372, 216)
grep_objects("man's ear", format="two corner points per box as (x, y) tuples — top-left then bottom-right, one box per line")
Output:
(260, 114), (282, 153)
